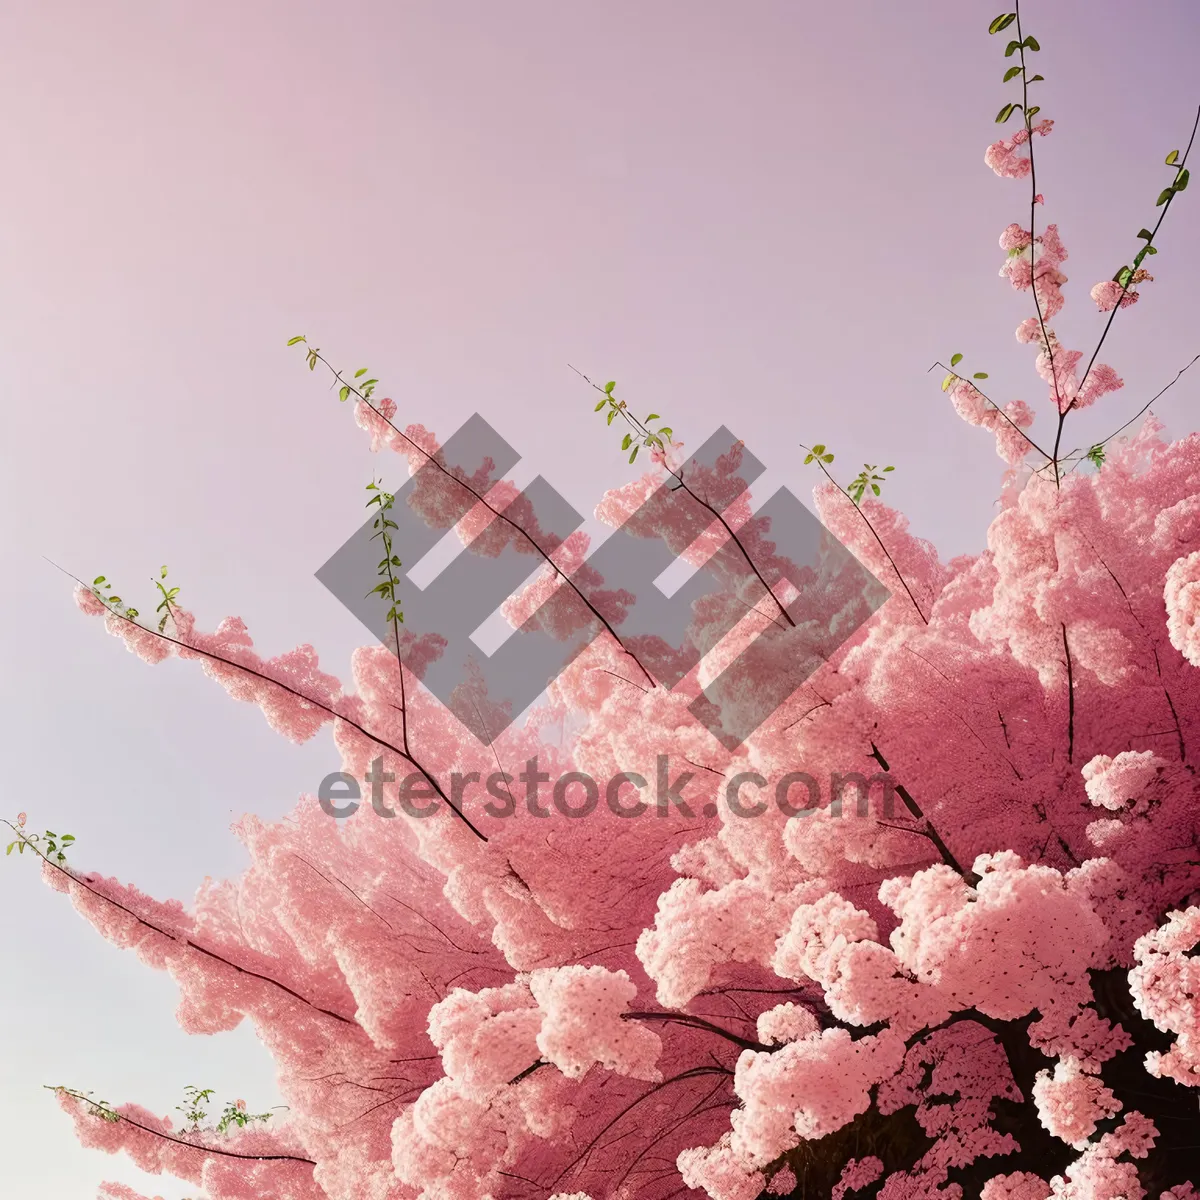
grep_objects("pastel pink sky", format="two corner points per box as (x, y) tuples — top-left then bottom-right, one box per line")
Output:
(2, 1), (1198, 1195)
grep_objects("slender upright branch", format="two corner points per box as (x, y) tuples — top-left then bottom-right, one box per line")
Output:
(1061, 623), (1075, 764)
(802, 451), (928, 625)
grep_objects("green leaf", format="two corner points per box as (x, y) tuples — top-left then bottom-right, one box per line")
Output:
(973, 372), (989, 380)
(988, 13), (1017, 33)
(884, 465), (894, 471)
(362, 379), (378, 388)
(996, 103), (1019, 124)
(646, 413), (660, 421)
(1026, 106), (1040, 118)
(621, 433), (632, 450)
(1146, 245), (1158, 254)
(607, 409), (617, 425)
(93, 576), (106, 585)
(629, 446), (638, 463)
(339, 385), (350, 402)
(1004, 39), (1021, 57)
(1028, 74), (1044, 81)
(1137, 228), (1154, 241)
(942, 373), (956, 391)
(354, 367), (368, 378)
(822, 453), (834, 463)
(109, 596), (121, 605)
(872, 483), (881, 496)
(604, 381), (616, 394)
(1175, 168), (1189, 191)
(1003, 65), (1022, 81)
(1156, 188), (1174, 206)
(5, 843), (13, 855)
(1166, 149), (1180, 165)
(593, 399), (607, 412)
(950, 352), (963, 367)
(1023, 35), (1040, 51)
(286, 335), (306, 346)
(811, 444), (825, 455)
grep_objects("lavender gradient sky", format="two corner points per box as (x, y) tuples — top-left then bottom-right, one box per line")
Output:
(3, 2), (1199, 1195)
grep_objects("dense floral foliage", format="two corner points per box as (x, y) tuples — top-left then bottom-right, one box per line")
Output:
(16, 9), (1200, 1200)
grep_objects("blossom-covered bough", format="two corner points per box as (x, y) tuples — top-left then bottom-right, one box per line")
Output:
(10, 4), (1200, 1197)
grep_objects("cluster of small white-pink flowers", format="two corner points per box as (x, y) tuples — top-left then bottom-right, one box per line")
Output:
(1165, 550), (1200, 667)
(771, 892), (878, 982)
(527, 965), (662, 1081)
(985, 118), (1055, 179)
(425, 982), (542, 1095)
(1010, 316), (1123, 414)
(648, 437), (687, 471)
(1026, 999), (1132, 1073)
(1090, 270), (1153, 313)
(770, 892), (948, 1037)
(1032, 1057), (1122, 1147)
(391, 1076), (510, 1200)
(999, 222), (1069, 320)
(1082, 750), (1164, 813)
(881, 855), (1108, 1022)
(1046, 1114), (1158, 1200)
(730, 1028), (905, 1165)
(946, 376), (1036, 466)
(756, 1001), (820, 1046)
(676, 1134), (766, 1200)
(832, 1156), (884, 1199)
(766, 1165), (798, 1195)
(637, 875), (829, 1008)
(1129, 907), (1200, 1086)
(1065, 858), (1156, 973)
(981, 1171), (1053, 1200)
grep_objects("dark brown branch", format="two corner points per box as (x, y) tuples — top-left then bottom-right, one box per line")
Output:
(622, 1010), (769, 1052)
(548, 1066), (733, 1189)
(867, 744), (973, 881)
(8, 824), (358, 1026)
(46, 560), (489, 841)
(47, 1087), (316, 1166)
(508, 1061), (548, 1085)
(924, 362), (1054, 463)
(1061, 624), (1075, 764)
